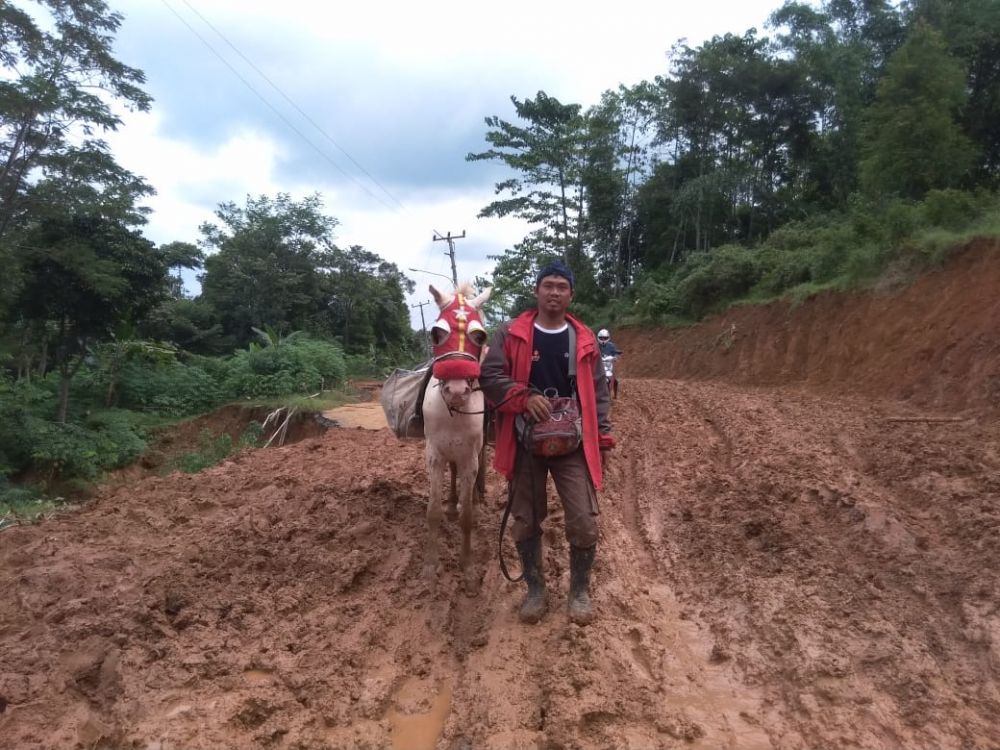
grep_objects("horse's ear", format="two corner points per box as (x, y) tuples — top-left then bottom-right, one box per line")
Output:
(429, 285), (444, 306)
(468, 287), (492, 309)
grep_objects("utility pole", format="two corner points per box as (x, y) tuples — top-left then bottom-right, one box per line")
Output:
(411, 300), (431, 355)
(432, 230), (465, 287)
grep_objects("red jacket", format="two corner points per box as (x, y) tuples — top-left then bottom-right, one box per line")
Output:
(480, 310), (614, 490)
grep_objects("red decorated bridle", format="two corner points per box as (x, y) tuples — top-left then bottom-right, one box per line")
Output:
(430, 292), (487, 382)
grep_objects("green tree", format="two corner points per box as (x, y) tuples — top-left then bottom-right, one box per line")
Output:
(0, 0), (152, 238)
(140, 297), (225, 355)
(13, 214), (168, 422)
(467, 91), (598, 295)
(907, 0), (1000, 185)
(198, 193), (339, 347)
(159, 240), (204, 298)
(581, 84), (658, 294)
(325, 244), (414, 354)
(768, 0), (906, 205)
(859, 21), (976, 199)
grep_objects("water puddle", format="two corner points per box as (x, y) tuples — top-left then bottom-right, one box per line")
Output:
(387, 677), (452, 750)
(323, 402), (387, 430)
(242, 669), (274, 685)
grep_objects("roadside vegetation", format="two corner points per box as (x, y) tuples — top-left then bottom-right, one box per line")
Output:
(602, 189), (1000, 327)
(0, 4), (423, 516)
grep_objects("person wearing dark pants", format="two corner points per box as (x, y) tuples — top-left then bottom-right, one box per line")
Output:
(480, 260), (614, 625)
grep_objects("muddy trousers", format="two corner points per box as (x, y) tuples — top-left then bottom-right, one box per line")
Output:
(508, 446), (599, 548)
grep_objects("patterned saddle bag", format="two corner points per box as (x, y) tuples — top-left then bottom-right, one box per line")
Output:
(517, 389), (582, 457)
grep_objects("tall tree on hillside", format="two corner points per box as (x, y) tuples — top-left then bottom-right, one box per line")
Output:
(768, 0), (905, 205)
(160, 241), (204, 298)
(652, 30), (816, 256)
(907, 0), (1000, 185)
(467, 92), (598, 295)
(198, 193), (339, 347)
(859, 21), (976, 199)
(0, 0), (152, 238)
(582, 84), (658, 293)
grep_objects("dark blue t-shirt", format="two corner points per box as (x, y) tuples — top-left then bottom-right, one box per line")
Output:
(529, 323), (572, 397)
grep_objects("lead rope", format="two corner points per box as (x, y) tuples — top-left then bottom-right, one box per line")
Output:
(498, 424), (538, 583)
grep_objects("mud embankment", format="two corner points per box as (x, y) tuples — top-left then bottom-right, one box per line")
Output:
(618, 239), (1000, 412)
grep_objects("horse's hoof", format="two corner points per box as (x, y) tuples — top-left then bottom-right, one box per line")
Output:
(462, 570), (480, 597)
(422, 562), (437, 582)
(444, 505), (459, 522)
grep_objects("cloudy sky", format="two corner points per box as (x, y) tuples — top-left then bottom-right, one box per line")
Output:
(100, 0), (780, 321)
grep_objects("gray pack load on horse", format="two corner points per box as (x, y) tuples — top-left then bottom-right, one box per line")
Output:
(379, 283), (491, 593)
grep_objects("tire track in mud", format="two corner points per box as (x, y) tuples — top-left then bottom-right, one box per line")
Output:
(352, 385), (776, 750)
(3, 379), (1000, 749)
(626, 380), (1000, 750)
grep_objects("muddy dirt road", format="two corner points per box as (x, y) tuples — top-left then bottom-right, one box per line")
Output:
(2, 375), (998, 749)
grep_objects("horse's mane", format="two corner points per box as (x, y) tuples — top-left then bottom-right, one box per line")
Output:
(433, 281), (482, 308)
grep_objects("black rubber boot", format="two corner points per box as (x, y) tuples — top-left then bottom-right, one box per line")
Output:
(568, 545), (596, 625)
(515, 536), (547, 624)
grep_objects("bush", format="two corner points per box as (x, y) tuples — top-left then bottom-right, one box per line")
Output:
(224, 337), (346, 398)
(22, 410), (147, 481)
(920, 189), (982, 230)
(672, 245), (760, 318)
(173, 422), (260, 474)
(115, 360), (224, 415)
(85, 410), (148, 470)
(175, 430), (234, 474)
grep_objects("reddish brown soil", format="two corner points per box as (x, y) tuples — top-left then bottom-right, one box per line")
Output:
(2, 245), (1000, 749)
(618, 238), (1000, 413)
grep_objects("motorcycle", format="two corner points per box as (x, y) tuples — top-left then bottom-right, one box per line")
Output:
(601, 354), (619, 399)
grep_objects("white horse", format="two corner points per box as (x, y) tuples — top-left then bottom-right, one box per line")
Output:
(421, 283), (491, 594)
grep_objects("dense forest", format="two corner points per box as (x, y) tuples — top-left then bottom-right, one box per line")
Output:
(2, 0), (999, 507)
(0, 1), (419, 505)
(469, 0), (1000, 322)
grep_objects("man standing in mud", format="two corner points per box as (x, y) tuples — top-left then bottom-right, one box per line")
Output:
(480, 260), (614, 625)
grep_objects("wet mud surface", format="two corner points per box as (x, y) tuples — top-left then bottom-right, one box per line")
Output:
(2, 378), (998, 749)
(3, 246), (1000, 748)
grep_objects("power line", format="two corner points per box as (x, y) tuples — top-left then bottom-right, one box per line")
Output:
(177, 0), (407, 213)
(158, 0), (402, 215)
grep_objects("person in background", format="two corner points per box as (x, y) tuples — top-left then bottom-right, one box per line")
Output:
(597, 329), (622, 399)
(596, 329), (621, 358)
(480, 260), (614, 625)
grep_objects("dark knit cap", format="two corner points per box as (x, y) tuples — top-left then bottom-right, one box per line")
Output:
(535, 260), (574, 289)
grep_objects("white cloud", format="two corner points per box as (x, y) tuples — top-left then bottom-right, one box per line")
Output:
(108, 110), (285, 244)
(105, 0), (780, 327)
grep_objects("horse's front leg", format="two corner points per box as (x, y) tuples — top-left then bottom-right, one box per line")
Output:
(445, 462), (459, 521)
(457, 455), (479, 595)
(424, 449), (447, 583)
(475, 445), (486, 500)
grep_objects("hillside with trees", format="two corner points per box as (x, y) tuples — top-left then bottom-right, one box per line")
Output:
(0, 1), (419, 510)
(469, 0), (1000, 324)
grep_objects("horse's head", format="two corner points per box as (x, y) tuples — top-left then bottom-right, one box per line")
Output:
(429, 282), (491, 382)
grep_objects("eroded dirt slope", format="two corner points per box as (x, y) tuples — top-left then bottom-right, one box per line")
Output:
(618, 239), (1000, 413)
